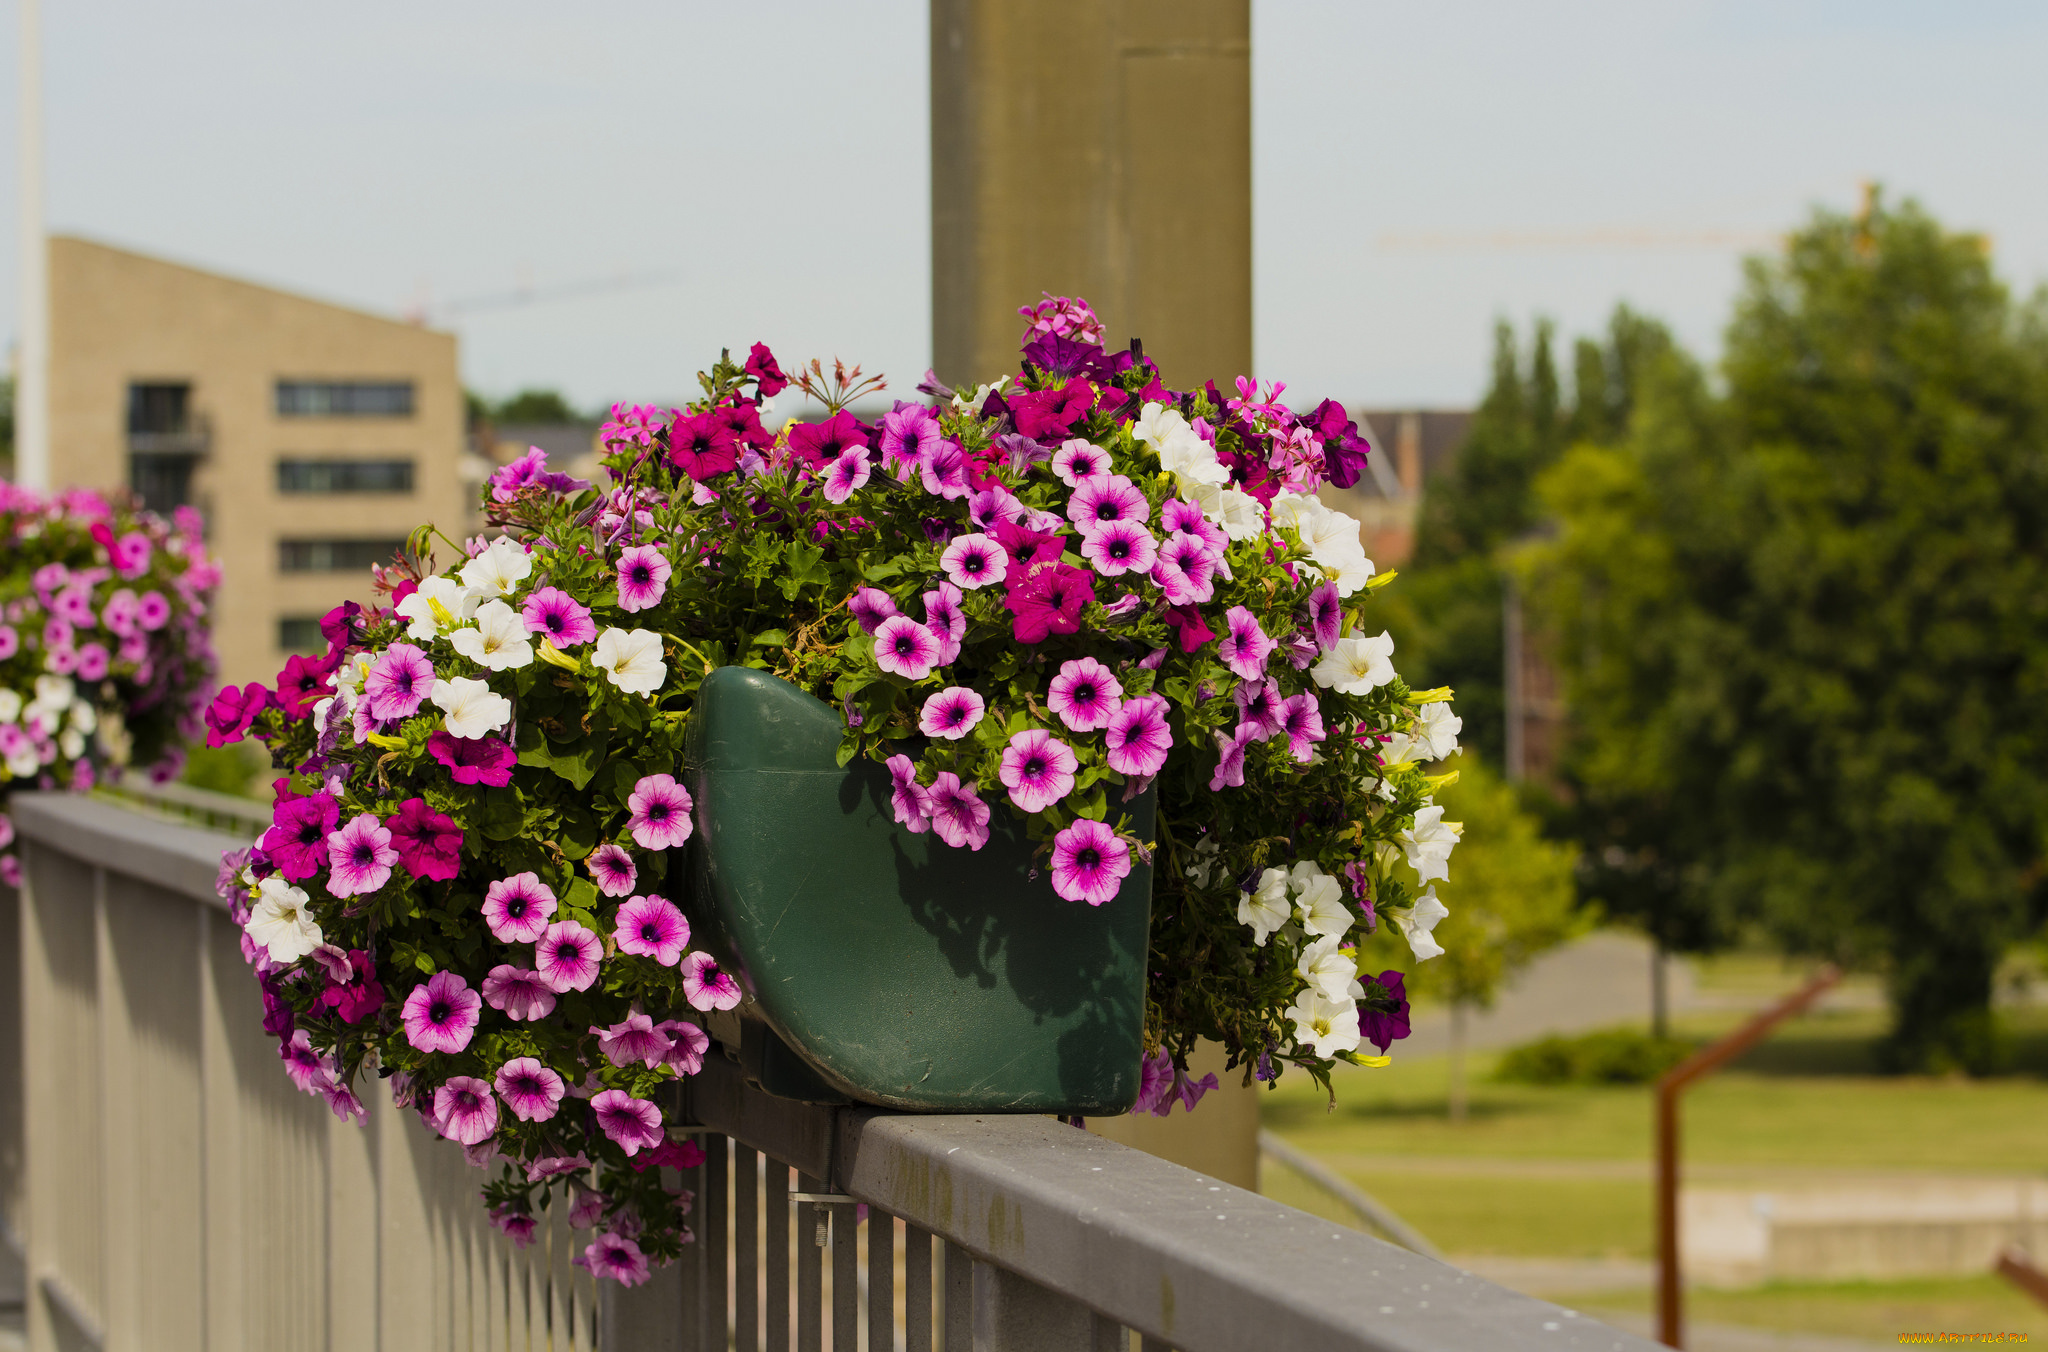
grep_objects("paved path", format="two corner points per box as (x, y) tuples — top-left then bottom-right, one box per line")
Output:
(1396, 929), (1688, 1059)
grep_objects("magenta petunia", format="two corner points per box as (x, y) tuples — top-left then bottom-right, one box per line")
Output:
(494, 1056), (566, 1122)
(483, 872), (558, 943)
(1277, 691), (1326, 762)
(885, 754), (932, 834)
(1306, 581), (1343, 653)
(1159, 496), (1223, 552)
(1051, 439), (1109, 487)
(848, 587), (899, 635)
(280, 1029), (336, 1094)
(1210, 725), (1252, 791)
(614, 893), (690, 966)
(429, 730), (516, 787)
(481, 964), (558, 1021)
(363, 642), (437, 722)
(968, 483), (1026, 531)
(925, 773), (990, 850)
(1080, 520), (1158, 577)
(401, 970), (482, 1054)
(1217, 605), (1277, 682)
(1048, 656), (1124, 732)
(657, 1020), (711, 1076)
(491, 1206), (538, 1248)
(1067, 473), (1149, 535)
(521, 587), (598, 648)
(591, 1011), (675, 1070)
(580, 1232), (652, 1287)
(680, 951), (743, 1011)
(590, 1089), (667, 1158)
(1233, 680), (1285, 741)
(821, 447), (872, 503)
(535, 920), (604, 993)
(918, 686), (985, 740)
(1151, 534), (1217, 606)
(669, 409), (739, 479)
(919, 439), (972, 499)
(1004, 563), (1095, 644)
(879, 402), (943, 480)
(627, 773), (695, 851)
(588, 842), (637, 896)
(999, 728), (1078, 814)
(1050, 818), (1133, 906)
(261, 791), (339, 881)
(323, 1083), (368, 1125)
(1104, 694), (1173, 777)
(388, 797), (463, 881)
(432, 1075), (500, 1146)
(921, 582), (967, 664)
(940, 533), (1009, 590)
(874, 615), (941, 681)
(615, 545), (672, 613)
(326, 812), (398, 897)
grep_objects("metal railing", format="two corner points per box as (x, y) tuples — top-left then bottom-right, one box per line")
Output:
(6, 790), (1659, 1352)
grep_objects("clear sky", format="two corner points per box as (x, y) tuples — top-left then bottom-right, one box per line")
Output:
(2, 1), (2043, 413)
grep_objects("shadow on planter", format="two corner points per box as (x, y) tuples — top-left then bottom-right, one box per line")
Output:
(681, 667), (1154, 1114)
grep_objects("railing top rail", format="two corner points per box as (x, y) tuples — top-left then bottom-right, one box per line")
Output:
(685, 1054), (1654, 1352)
(106, 771), (271, 836)
(13, 790), (243, 908)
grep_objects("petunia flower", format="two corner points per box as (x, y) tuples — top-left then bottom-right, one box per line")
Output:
(1209, 726), (1252, 792)
(885, 755), (932, 833)
(431, 1075), (500, 1146)
(879, 403), (943, 480)
(1393, 886), (1450, 961)
(401, 970), (482, 1054)
(614, 893), (690, 966)
(1285, 990), (1362, 1060)
(921, 582), (967, 664)
(1050, 818), (1132, 906)
(483, 872), (558, 943)
(580, 1232), (652, 1287)
(261, 791), (340, 881)
(480, 964), (558, 1021)
(1399, 808), (1459, 886)
(999, 728), (1078, 813)
(612, 779), (694, 861)
(941, 533), (1009, 590)
(1004, 563), (1095, 644)
(615, 546), (672, 613)
(1051, 439), (1109, 487)
(680, 951), (743, 1011)
(1048, 656), (1123, 732)
(919, 687), (985, 740)
(494, 1056), (567, 1121)
(521, 587), (598, 648)
(1306, 582), (1343, 653)
(535, 921), (604, 993)
(592, 1010), (676, 1070)
(968, 484), (1026, 531)
(1233, 680), (1284, 741)
(280, 1029), (337, 1094)
(656, 1020), (711, 1076)
(1276, 692), (1326, 763)
(1103, 694), (1172, 777)
(592, 627), (667, 695)
(491, 1206), (538, 1248)
(363, 643), (437, 722)
(821, 447), (872, 503)
(395, 575), (479, 640)
(589, 1089), (667, 1159)
(1217, 606), (1276, 682)
(1291, 861), (1351, 938)
(431, 675), (512, 740)
(874, 616), (941, 681)
(387, 798), (463, 881)
(1310, 630), (1395, 695)
(1067, 473), (1149, 535)
(1160, 497), (1226, 554)
(1079, 520), (1158, 577)
(919, 440), (972, 499)
(326, 813), (398, 897)
(1357, 970), (1411, 1054)
(458, 536), (534, 603)
(588, 842), (638, 896)
(1237, 870), (1291, 946)
(323, 1083), (367, 1125)
(1150, 534), (1218, 606)
(204, 680), (276, 748)
(451, 599), (535, 671)
(924, 772), (990, 850)
(848, 587), (899, 634)
(568, 1184), (609, 1227)
(669, 410), (739, 479)
(429, 729), (516, 787)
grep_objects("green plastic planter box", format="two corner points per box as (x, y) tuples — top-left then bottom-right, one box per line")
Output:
(679, 667), (1154, 1114)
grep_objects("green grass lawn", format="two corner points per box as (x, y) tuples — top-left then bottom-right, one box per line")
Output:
(1572, 1275), (2048, 1344)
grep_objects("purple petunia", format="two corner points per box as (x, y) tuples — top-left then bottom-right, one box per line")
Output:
(1080, 520), (1158, 577)
(919, 686), (986, 740)
(483, 873), (558, 943)
(879, 403), (944, 480)
(821, 447), (871, 503)
(968, 484), (1026, 531)
(521, 586), (598, 648)
(1050, 818), (1132, 907)
(681, 951), (743, 1011)
(588, 842), (637, 896)
(615, 546), (672, 614)
(886, 754), (932, 833)
(627, 773), (695, 851)
(429, 730), (517, 787)
(1233, 680), (1285, 741)
(388, 798), (463, 881)
(363, 643), (436, 722)
(262, 791), (340, 882)
(590, 1089), (666, 1157)
(402, 971), (482, 1054)
(1048, 657), (1124, 732)
(1306, 581), (1343, 653)
(941, 533), (1009, 590)
(1104, 694), (1173, 777)
(614, 894), (690, 966)
(1210, 726), (1252, 792)
(874, 615), (942, 681)
(1217, 606), (1277, 682)
(1067, 473), (1149, 535)
(481, 964), (558, 1021)
(326, 812), (398, 897)
(999, 728), (1078, 813)
(431, 1075), (499, 1146)
(1358, 970), (1412, 1054)
(535, 920), (604, 993)
(495, 1056), (566, 1122)
(1277, 691), (1326, 762)
(280, 1029), (337, 1094)
(580, 1233), (652, 1287)
(848, 587), (899, 635)
(925, 772), (991, 851)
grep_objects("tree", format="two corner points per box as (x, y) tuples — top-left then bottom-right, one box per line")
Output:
(493, 388), (584, 424)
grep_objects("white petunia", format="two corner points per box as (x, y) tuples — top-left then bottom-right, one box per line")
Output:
(1383, 701), (1463, 766)
(395, 576), (479, 641)
(0, 690), (21, 723)
(58, 728), (85, 760)
(1393, 886), (1450, 962)
(1290, 861), (1352, 939)
(1131, 401), (1191, 449)
(67, 702), (96, 734)
(449, 600), (535, 672)
(1311, 630), (1396, 695)
(1158, 429), (1231, 490)
(951, 375), (1009, 414)
(430, 675), (513, 739)
(459, 537), (534, 603)
(592, 627), (667, 697)
(31, 674), (74, 715)
(1215, 488), (1266, 541)
(1400, 804), (1460, 885)
(1284, 989), (1363, 1060)
(1296, 933), (1360, 1004)
(5, 741), (38, 779)
(247, 875), (324, 962)
(1237, 867), (1292, 946)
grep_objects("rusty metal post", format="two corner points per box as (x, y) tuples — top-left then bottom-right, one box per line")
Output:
(1995, 1246), (2048, 1311)
(1654, 964), (1841, 1348)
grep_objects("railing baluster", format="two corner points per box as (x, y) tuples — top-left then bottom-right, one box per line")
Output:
(867, 1212), (894, 1352)
(765, 1159), (790, 1352)
(797, 1171), (825, 1352)
(941, 1242), (971, 1352)
(706, 1133), (731, 1348)
(832, 1202), (857, 1348)
(902, 1223), (931, 1352)
(735, 1145), (760, 1352)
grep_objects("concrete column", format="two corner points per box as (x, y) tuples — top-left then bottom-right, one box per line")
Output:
(930, 0), (1251, 390)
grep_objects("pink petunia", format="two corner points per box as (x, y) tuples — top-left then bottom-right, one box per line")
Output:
(1306, 581), (1343, 653)
(874, 615), (941, 681)
(491, 1206), (539, 1248)
(1051, 439), (1109, 487)
(1050, 818), (1133, 906)
(591, 1011), (675, 1069)
(940, 533), (1009, 590)
(494, 1057), (567, 1122)
(614, 894), (690, 966)
(483, 873), (557, 943)
(657, 1020), (711, 1076)
(363, 642), (437, 722)
(1104, 694), (1173, 777)
(588, 842), (637, 896)
(1217, 606), (1276, 682)
(1160, 497), (1225, 555)
(1048, 657), (1124, 732)
(615, 546), (672, 613)
(136, 591), (171, 630)
(1234, 680), (1284, 740)
(1210, 726), (1252, 792)
(921, 583), (967, 665)
(999, 728), (1077, 813)
(525, 1152), (593, 1182)
(481, 962), (557, 1020)
(627, 773), (695, 851)
(968, 484), (1026, 531)
(432, 1075), (500, 1146)
(401, 971), (482, 1054)
(326, 812), (398, 896)
(680, 951), (743, 1011)
(590, 1089), (666, 1157)
(918, 687), (985, 740)
(919, 440), (972, 499)
(821, 447), (872, 503)
(847, 587), (899, 635)
(522, 587), (598, 647)
(280, 1029), (337, 1094)
(1067, 473), (1149, 535)
(1277, 691), (1326, 762)
(879, 403), (943, 480)
(886, 754), (932, 833)
(1150, 533), (1218, 606)
(580, 1231), (652, 1287)
(323, 1082), (367, 1125)
(1080, 520), (1158, 577)
(535, 921), (604, 993)
(429, 730), (517, 786)
(387, 797), (463, 881)
(924, 772), (991, 851)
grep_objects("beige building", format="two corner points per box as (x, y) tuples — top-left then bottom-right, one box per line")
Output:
(47, 236), (471, 686)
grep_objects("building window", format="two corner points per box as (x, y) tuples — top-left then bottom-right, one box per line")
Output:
(127, 381), (208, 513)
(278, 538), (407, 573)
(278, 616), (326, 652)
(277, 459), (416, 494)
(275, 380), (415, 418)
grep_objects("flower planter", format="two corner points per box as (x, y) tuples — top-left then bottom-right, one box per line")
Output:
(681, 666), (1155, 1114)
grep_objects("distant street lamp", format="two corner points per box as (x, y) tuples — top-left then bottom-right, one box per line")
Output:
(17, 0), (49, 489)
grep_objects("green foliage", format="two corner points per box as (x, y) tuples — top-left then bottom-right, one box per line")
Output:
(179, 742), (264, 799)
(491, 388), (584, 424)
(1493, 1025), (1692, 1086)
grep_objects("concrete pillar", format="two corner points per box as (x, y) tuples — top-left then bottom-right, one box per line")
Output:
(930, 0), (1251, 390)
